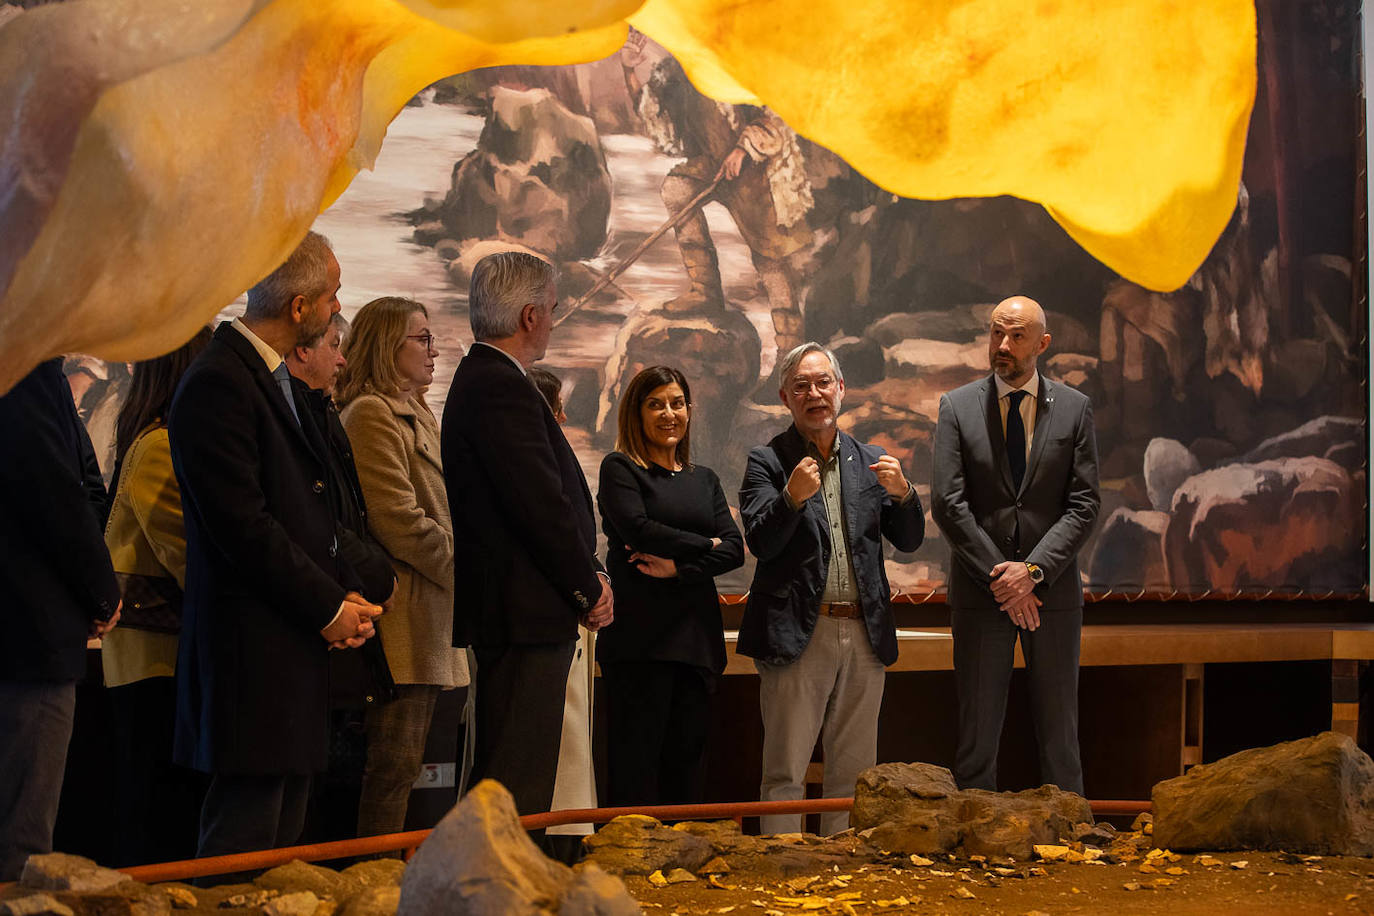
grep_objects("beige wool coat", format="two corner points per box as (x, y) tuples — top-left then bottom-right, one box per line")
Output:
(341, 392), (468, 688)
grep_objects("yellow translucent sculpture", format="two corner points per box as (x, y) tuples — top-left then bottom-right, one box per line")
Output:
(0, 0), (1256, 393)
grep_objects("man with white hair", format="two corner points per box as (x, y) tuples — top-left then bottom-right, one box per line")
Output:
(739, 341), (925, 835)
(441, 251), (613, 831)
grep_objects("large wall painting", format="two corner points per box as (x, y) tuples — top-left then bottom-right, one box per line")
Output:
(72, 1), (1366, 597)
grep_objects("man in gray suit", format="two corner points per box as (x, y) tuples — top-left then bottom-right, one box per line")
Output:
(932, 296), (1100, 795)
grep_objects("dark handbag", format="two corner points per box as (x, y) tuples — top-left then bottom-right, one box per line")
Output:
(114, 572), (183, 633)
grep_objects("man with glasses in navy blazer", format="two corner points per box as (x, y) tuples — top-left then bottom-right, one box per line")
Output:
(932, 295), (1100, 796)
(739, 341), (925, 836)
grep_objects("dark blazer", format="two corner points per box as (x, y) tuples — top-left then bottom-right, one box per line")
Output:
(299, 387), (395, 605)
(931, 374), (1100, 610)
(299, 386), (397, 707)
(0, 360), (120, 682)
(738, 425), (925, 666)
(168, 322), (349, 775)
(441, 344), (602, 648)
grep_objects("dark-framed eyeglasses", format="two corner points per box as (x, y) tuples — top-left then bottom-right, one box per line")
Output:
(406, 333), (438, 350)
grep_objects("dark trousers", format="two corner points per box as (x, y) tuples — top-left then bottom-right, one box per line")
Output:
(470, 642), (575, 827)
(196, 772), (312, 883)
(0, 681), (75, 881)
(951, 605), (1084, 796)
(108, 676), (205, 866)
(601, 660), (713, 808)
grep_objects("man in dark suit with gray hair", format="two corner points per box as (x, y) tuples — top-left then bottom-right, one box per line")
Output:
(441, 250), (613, 830)
(932, 295), (1100, 795)
(170, 231), (383, 862)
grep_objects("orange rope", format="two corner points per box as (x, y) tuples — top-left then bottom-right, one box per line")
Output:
(103, 797), (1149, 885)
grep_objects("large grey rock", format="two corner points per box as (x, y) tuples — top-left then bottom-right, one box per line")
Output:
(19, 854), (129, 893)
(256, 859), (361, 902)
(668, 820), (759, 856)
(1243, 415), (1363, 465)
(397, 780), (638, 916)
(1153, 732), (1374, 855)
(582, 815), (714, 876)
(341, 858), (407, 888)
(398, 779), (567, 914)
(557, 865), (642, 916)
(1163, 457), (1361, 592)
(432, 87), (612, 261)
(338, 886), (402, 916)
(851, 762), (1091, 860)
(261, 891), (321, 916)
(1143, 438), (1200, 512)
(0, 895), (74, 916)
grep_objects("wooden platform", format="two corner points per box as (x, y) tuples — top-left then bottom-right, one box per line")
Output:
(724, 623), (1374, 675)
(708, 623), (1373, 803)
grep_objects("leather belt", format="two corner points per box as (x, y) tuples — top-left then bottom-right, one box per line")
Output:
(819, 602), (861, 619)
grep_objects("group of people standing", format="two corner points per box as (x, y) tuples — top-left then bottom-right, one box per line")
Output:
(0, 234), (1099, 880)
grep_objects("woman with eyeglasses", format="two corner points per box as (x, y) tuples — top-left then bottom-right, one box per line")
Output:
(336, 297), (469, 839)
(596, 365), (744, 808)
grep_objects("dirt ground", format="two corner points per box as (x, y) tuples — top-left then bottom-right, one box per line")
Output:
(622, 847), (1374, 915)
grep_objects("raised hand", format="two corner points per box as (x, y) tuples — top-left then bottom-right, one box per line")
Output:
(785, 456), (821, 507)
(868, 454), (910, 499)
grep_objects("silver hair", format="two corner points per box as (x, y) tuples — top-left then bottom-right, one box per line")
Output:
(245, 231), (334, 321)
(301, 311), (350, 350)
(468, 251), (557, 341)
(777, 341), (844, 387)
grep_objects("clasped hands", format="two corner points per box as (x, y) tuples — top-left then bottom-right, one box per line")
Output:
(581, 575), (615, 633)
(990, 561), (1040, 631)
(321, 591), (386, 649)
(784, 454), (910, 507)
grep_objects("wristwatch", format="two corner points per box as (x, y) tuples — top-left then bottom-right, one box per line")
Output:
(1025, 562), (1044, 584)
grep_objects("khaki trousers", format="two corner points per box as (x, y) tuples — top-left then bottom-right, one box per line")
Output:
(756, 615), (886, 836)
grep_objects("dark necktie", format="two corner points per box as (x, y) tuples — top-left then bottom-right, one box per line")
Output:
(1006, 389), (1028, 489)
(272, 362), (302, 427)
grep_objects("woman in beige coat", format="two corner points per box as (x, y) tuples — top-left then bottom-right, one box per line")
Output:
(337, 297), (469, 838)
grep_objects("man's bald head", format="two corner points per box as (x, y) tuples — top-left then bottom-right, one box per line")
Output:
(991, 296), (1048, 334)
(988, 295), (1051, 386)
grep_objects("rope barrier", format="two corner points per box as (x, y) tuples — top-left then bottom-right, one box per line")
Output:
(102, 797), (1150, 885)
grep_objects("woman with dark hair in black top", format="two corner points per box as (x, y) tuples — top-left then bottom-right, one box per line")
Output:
(597, 365), (744, 807)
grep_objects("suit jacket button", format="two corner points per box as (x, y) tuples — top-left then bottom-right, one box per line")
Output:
(1015, 500), (1023, 508)
(313, 480), (325, 493)
(329, 544), (338, 557)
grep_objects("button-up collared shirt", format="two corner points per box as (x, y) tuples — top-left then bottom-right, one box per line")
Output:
(812, 442), (858, 605)
(994, 370), (1040, 464)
